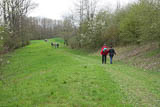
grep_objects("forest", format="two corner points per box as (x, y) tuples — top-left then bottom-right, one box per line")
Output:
(62, 0), (160, 49)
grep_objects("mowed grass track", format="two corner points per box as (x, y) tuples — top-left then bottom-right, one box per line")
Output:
(0, 38), (160, 107)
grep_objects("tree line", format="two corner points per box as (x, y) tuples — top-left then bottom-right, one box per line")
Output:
(25, 17), (64, 40)
(62, 0), (160, 49)
(0, 0), (65, 53)
(0, 0), (35, 51)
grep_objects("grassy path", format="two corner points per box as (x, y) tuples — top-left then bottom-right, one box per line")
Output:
(0, 38), (160, 107)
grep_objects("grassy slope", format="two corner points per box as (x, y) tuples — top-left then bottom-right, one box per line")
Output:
(0, 38), (160, 107)
(114, 43), (160, 71)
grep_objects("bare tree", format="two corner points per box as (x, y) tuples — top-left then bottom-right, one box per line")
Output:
(0, 0), (37, 49)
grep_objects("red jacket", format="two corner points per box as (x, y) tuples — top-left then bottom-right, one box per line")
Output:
(101, 46), (109, 55)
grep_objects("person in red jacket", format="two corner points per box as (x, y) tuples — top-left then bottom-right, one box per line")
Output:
(100, 44), (109, 64)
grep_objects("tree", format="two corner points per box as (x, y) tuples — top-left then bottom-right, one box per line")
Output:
(0, 0), (36, 50)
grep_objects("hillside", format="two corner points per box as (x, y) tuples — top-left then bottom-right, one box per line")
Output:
(0, 38), (160, 107)
(114, 42), (160, 71)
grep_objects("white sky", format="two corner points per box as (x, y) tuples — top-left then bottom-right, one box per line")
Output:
(29, 0), (137, 20)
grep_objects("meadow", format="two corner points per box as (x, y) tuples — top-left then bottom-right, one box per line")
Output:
(0, 38), (160, 107)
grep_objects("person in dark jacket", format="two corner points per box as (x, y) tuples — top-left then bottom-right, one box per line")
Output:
(100, 44), (109, 64)
(108, 46), (116, 64)
(57, 43), (59, 48)
(51, 42), (54, 47)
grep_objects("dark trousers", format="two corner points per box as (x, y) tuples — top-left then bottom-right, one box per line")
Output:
(102, 55), (106, 64)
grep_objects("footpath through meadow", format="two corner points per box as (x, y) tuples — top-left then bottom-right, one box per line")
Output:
(0, 39), (160, 107)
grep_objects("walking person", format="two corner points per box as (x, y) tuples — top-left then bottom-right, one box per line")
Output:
(51, 42), (54, 47)
(108, 45), (116, 64)
(100, 44), (109, 64)
(57, 43), (59, 48)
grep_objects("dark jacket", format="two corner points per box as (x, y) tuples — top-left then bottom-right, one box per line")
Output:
(109, 48), (116, 57)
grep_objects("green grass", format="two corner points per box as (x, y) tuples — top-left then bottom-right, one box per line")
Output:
(144, 49), (160, 57)
(0, 38), (160, 107)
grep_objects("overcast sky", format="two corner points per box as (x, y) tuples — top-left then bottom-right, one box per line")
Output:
(29, 0), (137, 20)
